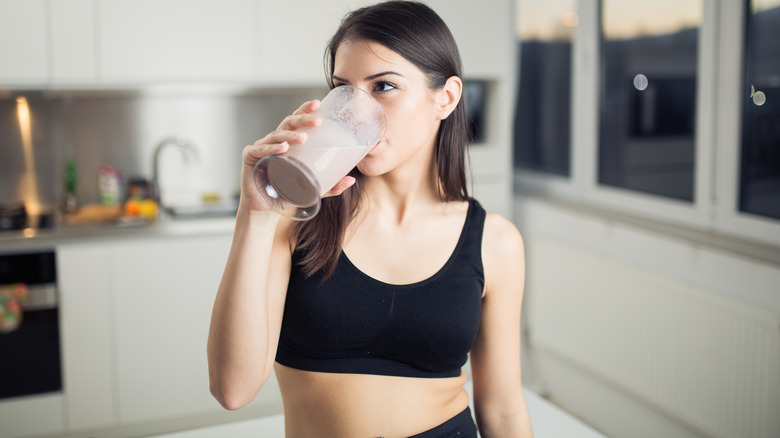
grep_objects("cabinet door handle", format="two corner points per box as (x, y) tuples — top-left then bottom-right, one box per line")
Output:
(22, 283), (58, 310)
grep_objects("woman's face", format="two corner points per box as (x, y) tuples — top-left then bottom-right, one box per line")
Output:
(331, 40), (444, 177)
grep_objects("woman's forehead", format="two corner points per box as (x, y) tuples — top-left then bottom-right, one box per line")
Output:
(333, 40), (415, 78)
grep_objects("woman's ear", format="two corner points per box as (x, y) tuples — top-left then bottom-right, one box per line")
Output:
(435, 76), (463, 120)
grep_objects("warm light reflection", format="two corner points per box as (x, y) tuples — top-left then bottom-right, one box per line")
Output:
(753, 0), (780, 14)
(16, 97), (41, 216)
(16, 97), (31, 134)
(23, 228), (35, 238)
(561, 11), (578, 28)
(516, 0), (577, 40)
(518, 0), (703, 41)
(602, 0), (702, 39)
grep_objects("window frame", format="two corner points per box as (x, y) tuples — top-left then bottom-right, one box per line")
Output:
(713, 0), (780, 246)
(514, 0), (780, 248)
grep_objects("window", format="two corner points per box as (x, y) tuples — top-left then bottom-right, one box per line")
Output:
(598, 0), (702, 202)
(513, 0), (780, 247)
(513, 0), (575, 176)
(740, 0), (780, 220)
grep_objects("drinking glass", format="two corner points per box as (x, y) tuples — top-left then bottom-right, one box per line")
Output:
(254, 86), (386, 221)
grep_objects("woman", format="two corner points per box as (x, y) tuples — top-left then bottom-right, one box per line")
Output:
(207, 1), (532, 437)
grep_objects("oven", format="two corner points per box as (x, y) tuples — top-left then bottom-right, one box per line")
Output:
(0, 250), (62, 400)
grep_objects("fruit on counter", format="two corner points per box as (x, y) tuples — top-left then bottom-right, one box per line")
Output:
(124, 199), (140, 216)
(137, 199), (157, 220)
(124, 198), (157, 221)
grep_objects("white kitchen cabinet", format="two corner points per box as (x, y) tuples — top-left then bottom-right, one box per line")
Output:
(57, 243), (116, 432)
(0, 394), (64, 438)
(108, 234), (276, 425)
(0, 0), (259, 86)
(257, 0), (512, 83)
(97, 0), (259, 84)
(51, 229), (282, 435)
(0, 0), (97, 86)
(427, 0), (514, 79)
(0, 0), (48, 85)
(254, 0), (513, 85)
(49, 0), (97, 84)
(255, 0), (352, 85)
(0, 0), (513, 88)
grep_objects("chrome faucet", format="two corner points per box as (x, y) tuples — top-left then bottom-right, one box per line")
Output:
(151, 136), (200, 204)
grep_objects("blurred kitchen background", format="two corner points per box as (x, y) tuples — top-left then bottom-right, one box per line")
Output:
(1, 1), (778, 438)
(0, 89), (321, 217)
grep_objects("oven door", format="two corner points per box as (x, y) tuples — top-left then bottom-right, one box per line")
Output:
(0, 252), (62, 400)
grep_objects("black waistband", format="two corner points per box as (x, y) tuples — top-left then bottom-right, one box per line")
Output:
(405, 406), (477, 438)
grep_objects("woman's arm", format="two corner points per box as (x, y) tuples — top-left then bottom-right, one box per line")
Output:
(206, 131), (297, 410)
(208, 101), (314, 410)
(207, 100), (357, 411)
(207, 206), (292, 410)
(470, 213), (533, 437)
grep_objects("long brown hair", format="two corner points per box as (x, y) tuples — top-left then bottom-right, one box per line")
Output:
(294, 0), (471, 278)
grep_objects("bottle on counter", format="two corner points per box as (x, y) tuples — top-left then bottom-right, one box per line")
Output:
(61, 159), (78, 213)
(98, 164), (122, 206)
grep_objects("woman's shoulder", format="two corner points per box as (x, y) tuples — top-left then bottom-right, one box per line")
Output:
(479, 207), (525, 298)
(480, 207), (525, 262)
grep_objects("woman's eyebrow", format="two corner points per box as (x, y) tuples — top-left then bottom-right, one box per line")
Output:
(365, 71), (404, 80)
(332, 71), (404, 83)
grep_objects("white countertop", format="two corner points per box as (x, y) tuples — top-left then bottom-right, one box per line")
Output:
(0, 214), (236, 252)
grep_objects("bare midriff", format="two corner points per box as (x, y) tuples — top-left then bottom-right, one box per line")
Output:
(274, 363), (470, 438)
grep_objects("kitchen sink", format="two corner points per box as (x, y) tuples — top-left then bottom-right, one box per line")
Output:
(164, 202), (237, 219)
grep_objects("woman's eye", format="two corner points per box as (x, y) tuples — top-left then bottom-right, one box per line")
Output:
(374, 81), (396, 92)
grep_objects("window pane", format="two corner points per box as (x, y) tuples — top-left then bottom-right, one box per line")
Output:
(599, 0), (702, 201)
(740, 0), (780, 220)
(513, 0), (575, 176)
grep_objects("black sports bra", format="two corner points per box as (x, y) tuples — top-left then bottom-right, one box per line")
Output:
(275, 200), (486, 378)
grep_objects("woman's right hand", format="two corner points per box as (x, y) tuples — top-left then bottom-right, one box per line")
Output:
(239, 99), (357, 214)
(239, 100), (320, 214)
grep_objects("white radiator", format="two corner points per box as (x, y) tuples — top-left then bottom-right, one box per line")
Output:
(527, 238), (780, 438)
